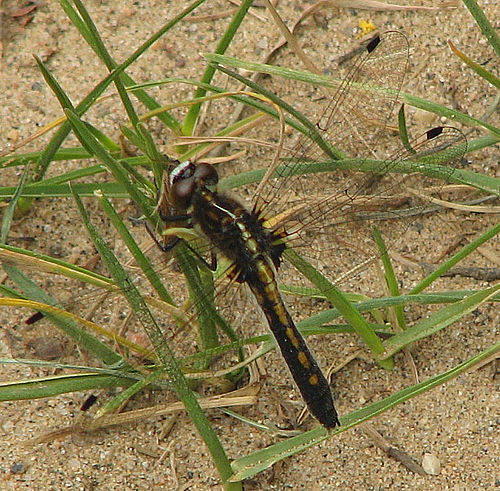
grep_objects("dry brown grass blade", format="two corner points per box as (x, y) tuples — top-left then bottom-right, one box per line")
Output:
(87, 385), (261, 431)
(302, 0), (457, 14)
(24, 385), (260, 445)
(407, 188), (500, 214)
(361, 423), (427, 475)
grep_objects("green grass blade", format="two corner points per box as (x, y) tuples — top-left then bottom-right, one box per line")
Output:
(129, 77), (313, 143)
(34, 55), (74, 110)
(135, 122), (166, 185)
(0, 243), (114, 286)
(209, 64), (342, 160)
(71, 187), (236, 488)
(71, 0), (139, 126)
(31, 0), (206, 183)
(229, 342), (499, 481)
(461, 0), (500, 58)
(94, 369), (165, 418)
(298, 289), (500, 332)
(402, 92), (500, 137)
(182, 0), (254, 137)
(0, 147), (90, 167)
(64, 108), (153, 216)
(97, 194), (175, 306)
(284, 248), (393, 369)
(383, 284), (500, 358)
(397, 104), (413, 153)
(0, 182), (128, 199)
(0, 284), (124, 367)
(58, 0), (93, 46)
(410, 221), (500, 294)
(0, 163), (31, 241)
(174, 244), (219, 357)
(206, 52), (500, 138)
(371, 226), (406, 330)
(0, 372), (134, 401)
(449, 40), (500, 90)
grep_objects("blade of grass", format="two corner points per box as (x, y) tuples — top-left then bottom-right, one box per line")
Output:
(0, 165), (125, 372)
(5, 152), (497, 203)
(397, 104), (414, 153)
(129, 77), (313, 142)
(64, 108), (153, 217)
(135, 123), (167, 185)
(0, 147), (90, 166)
(1, 162), (31, 242)
(0, 372), (135, 401)
(0, 182), (127, 199)
(217, 154), (500, 196)
(298, 289), (500, 331)
(0, 281), (125, 367)
(372, 226), (406, 330)
(461, 0), (500, 59)
(229, 342), (499, 481)
(96, 194), (175, 306)
(2, 155), (147, 188)
(71, 187), (237, 488)
(0, 296), (150, 360)
(410, 221), (500, 294)
(449, 40), (500, 90)
(174, 244), (220, 359)
(206, 53), (500, 138)
(284, 248), (393, 369)
(94, 368), (166, 419)
(31, 0), (206, 183)
(383, 283), (500, 358)
(209, 64), (343, 160)
(182, 0), (254, 136)
(71, 0), (139, 126)
(0, 174), (127, 367)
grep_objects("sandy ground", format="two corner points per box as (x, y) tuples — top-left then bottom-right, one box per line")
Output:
(0, 1), (499, 490)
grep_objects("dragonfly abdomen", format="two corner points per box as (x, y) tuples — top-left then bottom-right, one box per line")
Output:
(248, 258), (340, 429)
(191, 185), (339, 428)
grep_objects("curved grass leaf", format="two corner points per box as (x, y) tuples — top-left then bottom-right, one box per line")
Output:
(383, 283), (500, 358)
(229, 342), (499, 482)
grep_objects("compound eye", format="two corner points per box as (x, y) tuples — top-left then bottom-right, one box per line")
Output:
(194, 163), (219, 186)
(169, 177), (195, 210)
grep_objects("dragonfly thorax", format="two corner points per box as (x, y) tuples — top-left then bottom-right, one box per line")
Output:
(191, 186), (285, 283)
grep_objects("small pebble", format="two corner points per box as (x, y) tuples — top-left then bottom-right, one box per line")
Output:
(422, 452), (441, 475)
(257, 37), (268, 50)
(68, 457), (82, 471)
(11, 462), (27, 474)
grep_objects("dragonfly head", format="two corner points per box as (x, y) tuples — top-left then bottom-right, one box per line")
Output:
(169, 161), (219, 210)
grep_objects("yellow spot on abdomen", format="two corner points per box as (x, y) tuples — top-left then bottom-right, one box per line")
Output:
(298, 351), (311, 369)
(309, 374), (319, 386)
(286, 327), (300, 349)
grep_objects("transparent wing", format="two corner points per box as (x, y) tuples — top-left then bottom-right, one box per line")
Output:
(245, 30), (466, 286)
(279, 126), (467, 252)
(254, 30), (410, 219)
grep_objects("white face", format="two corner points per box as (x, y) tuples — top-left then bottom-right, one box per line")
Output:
(169, 161), (194, 187)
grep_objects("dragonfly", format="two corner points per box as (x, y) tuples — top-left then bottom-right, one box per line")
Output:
(7, 31), (466, 430)
(143, 31), (466, 428)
